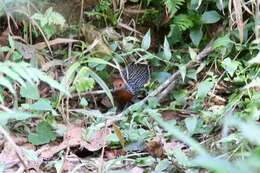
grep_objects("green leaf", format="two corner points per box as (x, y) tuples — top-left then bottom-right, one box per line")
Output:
(185, 116), (198, 135)
(141, 29), (151, 50)
(164, 0), (185, 17)
(189, 28), (203, 47)
(20, 83), (40, 100)
(86, 58), (118, 70)
(173, 14), (194, 31)
(189, 47), (197, 61)
(213, 35), (232, 48)
(8, 35), (15, 49)
(31, 68), (69, 96)
(0, 111), (36, 125)
(135, 156), (155, 167)
(163, 37), (172, 60)
(155, 159), (171, 171)
(85, 67), (114, 106)
(152, 72), (171, 83)
(172, 89), (188, 105)
(74, 76), (95, 92)
(221, 58), (239, 77)
(201, 11), (221, 24)
(178, 64), (186, 81)
(23, 99), (52, 111)
(196, 79), (214, 99)
(0, 77), (15, 95)
(28, 121), (57, 145)
(80, 98), (88, 106)
(172, 147), (190, 166)
(0, 65), (26, 87)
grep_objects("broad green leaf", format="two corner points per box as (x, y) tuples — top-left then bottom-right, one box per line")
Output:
(189, 28), (203, 47)
(74, 75), (95, 92)
(172, 89), (188, 105)
(221, 58), (239, 76)
(189, 47), (197, 61)
(196, 79), (214, 99)
(213, 35), (232, 48)
(20, 83), (40, 100)
(141, 29), (151, 50)
(28, 121), (57, 145)
(185, 116), (198, 135)
(201, 10), (221, 24)
(0, 111), (36, 125)
(23, 99), (52, 111)
(163, 37), (172, 60)
(152, 72), (171, 83)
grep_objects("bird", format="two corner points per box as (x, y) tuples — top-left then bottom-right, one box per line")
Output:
(112, 63), (149, 113)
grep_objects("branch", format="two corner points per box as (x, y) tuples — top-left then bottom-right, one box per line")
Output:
(156, 40), (214, 101)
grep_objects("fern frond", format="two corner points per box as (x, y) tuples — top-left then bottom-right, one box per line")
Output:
(172, 14), (194, 31)
(164, 0), (185, 17)
(0, 61), (69, 103)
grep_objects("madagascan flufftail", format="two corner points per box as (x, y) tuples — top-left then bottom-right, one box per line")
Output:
(113, 63), (149, 113)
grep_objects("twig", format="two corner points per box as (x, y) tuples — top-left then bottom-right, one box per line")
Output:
(98, 120), (108, 173)
(0, 126), (29, 172)
(57, 145), (70, 173)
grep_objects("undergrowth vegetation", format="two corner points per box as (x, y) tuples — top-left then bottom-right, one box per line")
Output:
(0, 0), (260, 172)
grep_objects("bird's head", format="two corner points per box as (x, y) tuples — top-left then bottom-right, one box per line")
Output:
(113, 78), (126, 91)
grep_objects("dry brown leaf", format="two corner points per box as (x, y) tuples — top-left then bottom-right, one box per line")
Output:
(0, 141), (19, 168)
(39, 125), (111, 160)
(34, 38), (80, 50)
(146, 137), (164, 158)
(112, 123), (125, 148)
(161, 110), (189, 121)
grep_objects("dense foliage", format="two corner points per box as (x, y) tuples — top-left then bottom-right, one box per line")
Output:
(0, 0), (259, 172)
